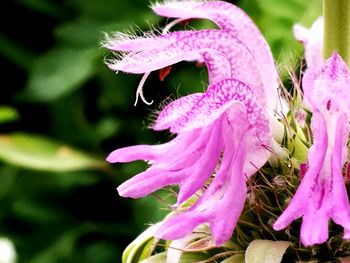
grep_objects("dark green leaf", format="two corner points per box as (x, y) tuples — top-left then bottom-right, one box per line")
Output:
(20, 48), (99, 102)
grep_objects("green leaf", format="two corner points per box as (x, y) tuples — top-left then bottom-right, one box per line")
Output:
(139, 252), (167, 263)
(245, 240), (291, 263)
(139, 251), (208, 263)
(122, 223), (160, 263)
(29, 226), (89, 263)
(0, 133), (104, 172)
(20, 48), (98, 102)
(0, 106), (19, 124)
(0, 34), (36, 70)
(239, 0), (322, 75)
(15, 0), (67, 19)
(181, 252), (208, 262)
(221, 254), (245, 263)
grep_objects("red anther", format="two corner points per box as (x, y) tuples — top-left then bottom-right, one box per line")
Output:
(159, 66), (172, 81)
(195, 62), (205, 67)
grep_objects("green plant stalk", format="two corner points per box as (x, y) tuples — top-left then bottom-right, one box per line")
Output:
(323, 0), (350, 66)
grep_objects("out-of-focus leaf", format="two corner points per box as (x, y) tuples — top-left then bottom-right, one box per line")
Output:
(83, 241), (120, 263)
(245, 240), (290, 263)
(96, 118), (120, 140)
(20, 48), (98, 102)
(122, 223), (160, 263)
(0, 167), (18, 199)
(71, 0), (153, 22)
(221, 254), (245, 263)
(140, 251), (208, 263)
(29, 228), (80, 263)
(15, 0), (67, 18)
(0, 34), (36, 70)
(168, 64), (208, 96)
(240, 0), (322, 74)
(12, 199), (59, 223)
(55, 19), (116, 48)
(0, 133), (104, 171)
(0, 107), (19, 124)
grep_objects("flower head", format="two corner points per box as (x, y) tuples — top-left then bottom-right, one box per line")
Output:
(273, 52), (350, 246)
(106, 0), (279, 246)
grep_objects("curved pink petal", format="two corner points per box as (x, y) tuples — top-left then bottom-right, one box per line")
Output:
(117, 123), (222, 202)
(273, 113), (327, 230)
(153, 93), (202, 131)
(107, 30), (265, 102)
(200, 50), (232, 84)
(177, 121), (223, 204)
(303, 53), (350, 113)
(152, 0), (278, 107)
(117, 167), (184, 198)
(107, 143), (175, 163)
(329, 113), (350, 234)
(157, 120), (248, 246)
(155, 79), (269, 144)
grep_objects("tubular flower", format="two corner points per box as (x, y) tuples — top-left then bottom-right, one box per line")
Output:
(273, 53), (350, 246)
(105, 1), (279, 246)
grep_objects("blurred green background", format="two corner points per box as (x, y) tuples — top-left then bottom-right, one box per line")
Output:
(0, 0), (321, 262)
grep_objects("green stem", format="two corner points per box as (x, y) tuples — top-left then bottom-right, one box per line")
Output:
(323, 0), (350, 66)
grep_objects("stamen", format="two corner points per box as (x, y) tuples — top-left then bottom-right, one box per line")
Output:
(162, 18), (190, 34)
(134, 18), (190, 106)
(134, 72), (154, 106)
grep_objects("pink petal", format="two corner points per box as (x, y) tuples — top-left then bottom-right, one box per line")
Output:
(155, 79), (269, 144)
(116, 124), (221, 201)
(300, 209), (329, 246)
(117, 167), (184, 198)
(273, 113), (328, 232)
(153, 93), (203, 131)
(157, 121), (248, 246)
(152, 0), (279, 107)
(177, 122), (222, 204)
(294, 17), (324, 70)
(200, 50), (231, 84)
(329, 113), (350, 233)
(106, 29), (269, 109)
(107, 143), (174, 163)
(107, 31), (264, 99)
(274, 110), (350, 246)
(303, 53), (350, 113)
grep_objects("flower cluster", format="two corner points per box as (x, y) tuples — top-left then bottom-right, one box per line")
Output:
(105, 0), (350, 249)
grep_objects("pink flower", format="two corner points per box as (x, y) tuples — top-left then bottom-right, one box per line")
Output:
(273, 53), (350, 246)
(106, 1), (279, 246)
